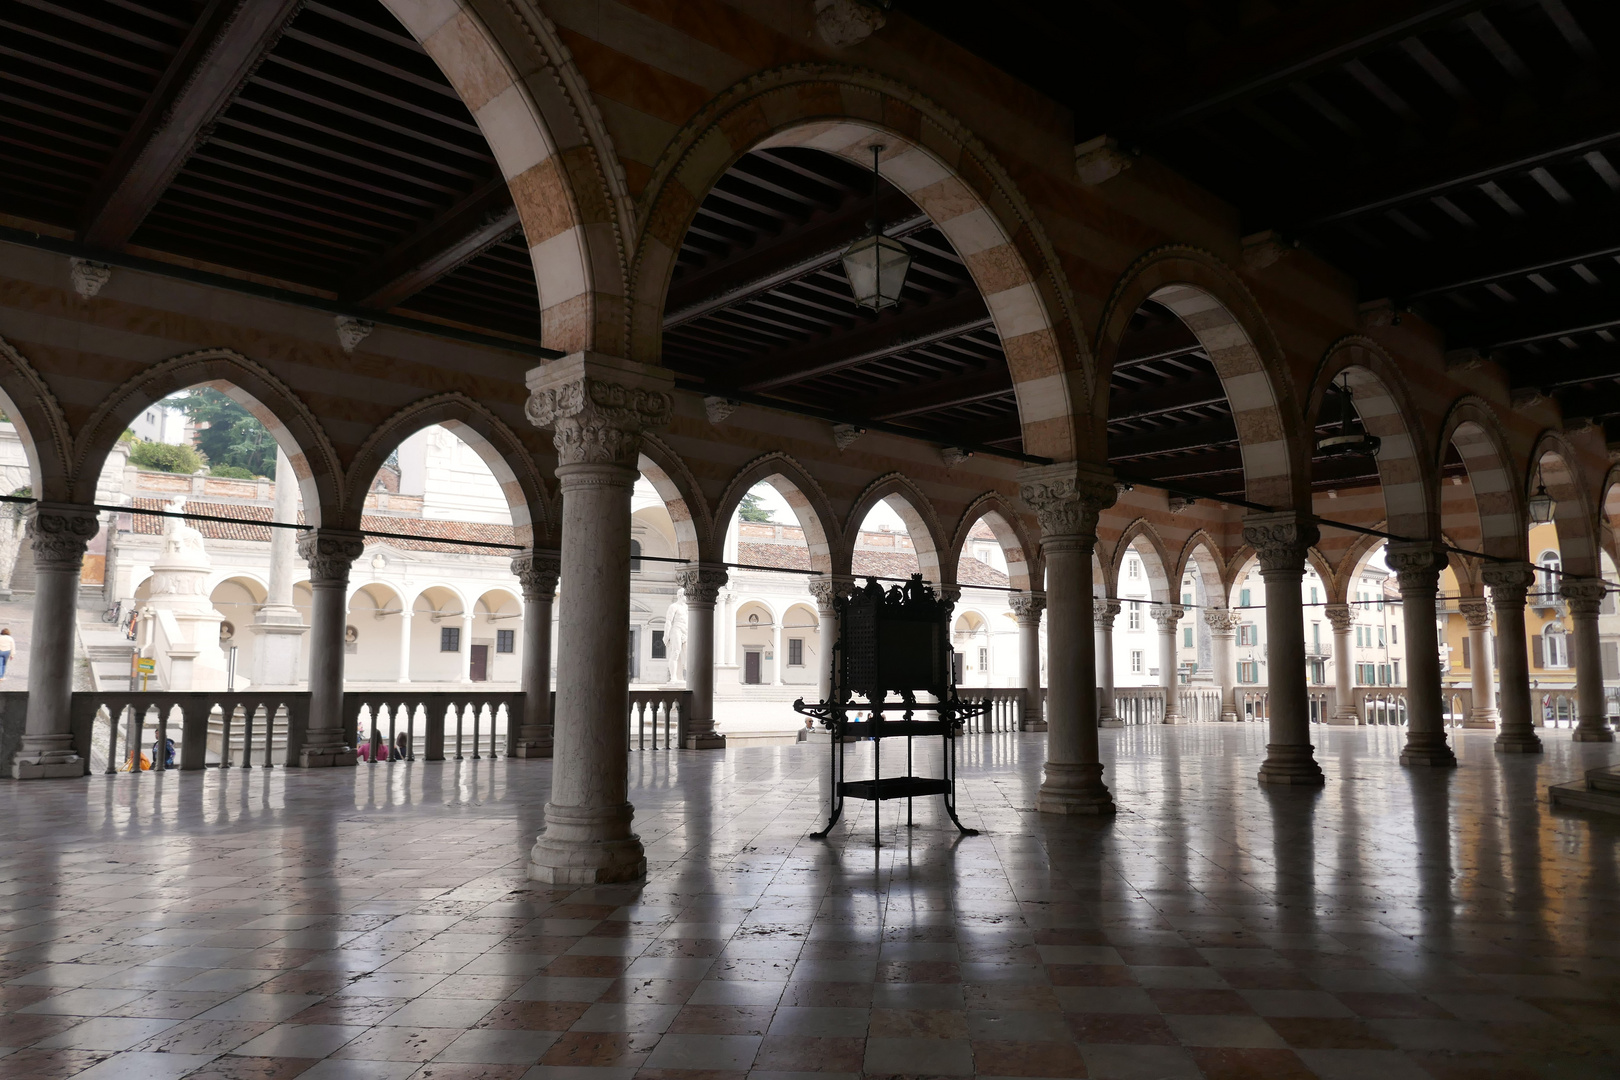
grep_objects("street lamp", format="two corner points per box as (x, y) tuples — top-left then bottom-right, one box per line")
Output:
(1528, 465), (1556, 524)
(840, 145), (912, 311)
(1316, 372), (1381, 458)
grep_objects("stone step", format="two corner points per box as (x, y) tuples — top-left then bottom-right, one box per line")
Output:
(87, 644), (136, 663)
(1550, 779), (1620, 815)
(1586, 765), (1620, 793)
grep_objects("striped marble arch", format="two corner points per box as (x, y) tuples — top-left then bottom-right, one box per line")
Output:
(1531, 437), (1600, 578)
(1438, 400), (1525, 561)
(948, 493), (1037, 593)
(846, 474), (948, 584)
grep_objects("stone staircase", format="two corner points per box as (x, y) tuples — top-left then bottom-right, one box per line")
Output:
(1549, 765), (1620, 815)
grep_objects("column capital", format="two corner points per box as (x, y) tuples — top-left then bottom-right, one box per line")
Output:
(808, 575), (851, 611)
(1016, 462), (1116, 544)
(1204, 606), (1243, 633)
(1458, 596), (1492, 629)
(1482, 560), (1536, 605)
(677, 563), (728, 605)
(1150, 603), (1186, 630)
(24, 502), (100, 571)
(525, 352), (674, 467)
(1241, 511), (1319, 576)
(511, 550), (561, 601)
(1323, 603), (1355, 633)
(296, 528), (366, 587)
(1089, 597), (1117, 630)
(1559, 578), (1607, 617)
(1385, 541), (1447, 592)
(1013, 592), (1048, 620)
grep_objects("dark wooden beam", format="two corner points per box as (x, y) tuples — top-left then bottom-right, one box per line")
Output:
(79, 0), (303, 248)
(346, 177), (520, 309)
(862, 369), (1015, 421)
(1396, 209), (1620, 300)
(1460, 292), (1620, 349)
(737, 294), (993, 393)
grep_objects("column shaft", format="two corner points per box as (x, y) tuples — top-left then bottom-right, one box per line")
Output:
(1244, 512), (1324, 785)
(1017, 593), (1050, 730)
(1205, 607), (1240, 721)
(680, 564), (727, 749)
(12, 504), (98, 778)
(809, 577), (846, 706)
(295, 530), (364, 768)
(460, 614), (475, 682)
(1153, 605), (1185, 724)
(512, 552), (559, 757)
(1092, 598), (1116, 729)
(1562, 580), (1613, 742)
(1325, 604), (1357, 724)
(1388, 543), (1455, 765)
(1484, 562), (1542, 754)
(397, 611), (412, 683)
(1459, 599), (1498, 729)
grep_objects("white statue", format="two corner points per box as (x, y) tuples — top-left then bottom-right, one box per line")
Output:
(664, 587), (687, 685)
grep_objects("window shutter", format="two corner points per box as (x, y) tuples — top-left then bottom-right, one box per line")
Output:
(1461, 638), (1471, 668)
(1603, 642), (1619, 680)
(1532, 633), (1543, 668)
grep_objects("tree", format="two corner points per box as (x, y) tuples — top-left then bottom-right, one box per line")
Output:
(738, 490), (775, 523)
(128, 440), (206, 474)
(171, 389), (276, 477)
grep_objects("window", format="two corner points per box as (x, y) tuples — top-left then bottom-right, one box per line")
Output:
(1183, 627), (1193, 648)
(1238, 660), (1258, 683)
(1182, 592), (1192, 606)
(1310, 587), (1319, 604)
(1377, 626), (1385, 647)
(1538, 551), (1561, 597)
(1379, 664), (1390, 686)
(630, 539), (642, 573)
(789, 638), (805, 666)
(1545, 631), (1569, 668)
(978, 646), (988, 671)
(1239, 588), (1251, 607)
(1128, 602), (1141, 631)
(1130, 650), (1143, 673)
(440, 626), (460, 652)
(1311, 623), (1320, 650)
(1392, 661), (1400, 684)
(651, 630), (666, 659)
(1127, 558), (1140, 579)
(496, 629), (514, 654)
(1238, 623), (1257, 646)
(1391, 624), (1398, 645)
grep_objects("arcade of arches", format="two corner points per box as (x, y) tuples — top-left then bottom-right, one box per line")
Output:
(4, 2), (1620, 1077)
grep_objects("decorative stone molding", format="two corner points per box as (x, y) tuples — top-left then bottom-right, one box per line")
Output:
(833, 423), (865, 451)
(1075, 134), (1131, 186)
(1150, 604), (1185, 631)
(1204, 606), (1243, 633)
(511, 551), (561, 601)
(677, 564), (729, 605)
(704, 396), (739, 424)
(1559, 579), (1607, 617)
(69, 258), (112, 299)
(1323, 603), (1355, 634)
(296, 529), (365, 587)
(814, 0), (886, 48)
(335, 315), (374, 353)
(1241, 512), (1319, 576)
(940, 447), (971, 469)
(1012, 592), (1047, 621)
(1017, 462), (1117, 540)
(525, 353), (674, 468)
(25, 503), (100, 571)
(1458, 597), (1492, 629)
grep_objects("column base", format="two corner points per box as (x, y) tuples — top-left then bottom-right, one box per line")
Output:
(1257, 743), (1324, 786)
(1161, 713), (1185, 726)
(1035, 762), (1115, 815)
(528, 802), (646, 885)
(513, 741), (554, 758)
(1495, 730), (1544, 754)
(684, 733), (727, 749)
(1325, 710), (1360, 726)
(298, 729), (357, 768)
(512, 725), (553, 757)
(1400, 734), (1457, 767)
(1572, 725), (1615, 742)
(1463, 710), (1499, 729)
(1095, 718), (1120, 729)
(1220, 709), (1239, 723)
(11, 735), (82, 779)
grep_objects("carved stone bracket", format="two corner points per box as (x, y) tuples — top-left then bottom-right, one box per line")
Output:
(678, 563), (729, 605)
(1458, 597), (1492, 629)
(1241, 511), (1319, 577)
(511, 550), (561, 601)
(297, 529), (366, 587)
(1323, 603), (1355, 634)
(1482, 561), (1536, 606)
(1559, 579), (1607, 618)
(1017, 462), (1117, 543)
(526, 353), (675, 468)
(25, 503), (101, 572)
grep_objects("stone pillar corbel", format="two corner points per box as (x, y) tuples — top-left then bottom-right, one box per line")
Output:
(1458, 598), (1498, 729)
(1560, 579), (1613, 742)
(1386, 542), (1455, 766)
(511, 550), (560, 757)
(524, 352), (673, 885)
(679, 563), (728, 749)
(1482, 561), (1542, 754)
(295, 528), (366, 768)
(12, 503), (100, 779)
(1242, 511), (1324, 786)
(1018, 462), (1117, 814)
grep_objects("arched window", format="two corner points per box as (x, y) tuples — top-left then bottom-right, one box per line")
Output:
(1538, 550), (1561, 598)
(630, 539), (642, 573)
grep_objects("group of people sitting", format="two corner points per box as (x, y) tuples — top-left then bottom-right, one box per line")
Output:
(357, 729), (410, 762)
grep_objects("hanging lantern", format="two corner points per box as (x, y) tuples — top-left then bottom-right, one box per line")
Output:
(1316, 373), (1380, 458)
(841, 145), (911, 311)
(1528, 468), (1556, 524)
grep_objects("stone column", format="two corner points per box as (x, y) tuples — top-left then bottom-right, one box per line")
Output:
(295, 529), (365, 768)
(525, 353), (673, 885)
(1561, 579), (1613, 742)
(809, 577), (844, 705)
(459, 612), (475, 682)
(1090, 598), (1116, 728)
(680, 563), (728, 749)
(1243, 512), (1324, 785)
(770, 616), (782, 686)
(250, 448), (308, 686)
(1483, 561), (1542, 754)
(1018, 463), (1117, 815)
(1323, 603), (1358, 724)
(512, 551), (560, 757)
(396, 609), (413, 683)
(1152, 604), (1186, 724)
(1204, 607), (1241, 721)
(1387, 542), (1455, 766)
(12, 504), (98, 779)
(1458, 598), (1498, 729)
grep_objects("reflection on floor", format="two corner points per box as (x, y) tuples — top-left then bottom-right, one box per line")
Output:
(0, 724), (1617, 1079)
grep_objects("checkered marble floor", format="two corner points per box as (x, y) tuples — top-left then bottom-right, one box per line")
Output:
(0, 722), (1617, 1080)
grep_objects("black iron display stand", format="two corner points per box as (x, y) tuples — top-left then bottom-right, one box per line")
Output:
(794, 575), (984, 844)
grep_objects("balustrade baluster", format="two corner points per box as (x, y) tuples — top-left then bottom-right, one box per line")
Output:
(454, 705), (464, 760)
(104, 705), (120, 774)
(221, 706), (234, 768)
(471, 706), (481, 760)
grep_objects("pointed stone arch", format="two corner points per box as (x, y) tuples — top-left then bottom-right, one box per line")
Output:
(1096, 246), (1304, 507)
(1529, 431), (1601, 578)
(714, 452), (840, 575)
(1306, 336), (1435, 540)
(846, 473), (948, 583)
(628, 65), (1091, 461)
(1175, 530), (1229, 602)
(1110, 518), (1175, 604)
(344, 391), (551, 546)
(638, 434), (711, 564)
(75, 348), (340, 523)
(0, 333), (71, 502)
(947, 492), (1038, 592)
(1437, 397), (1524, 561)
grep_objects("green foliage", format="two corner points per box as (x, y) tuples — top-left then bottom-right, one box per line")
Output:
(737, 490), (775, 523)
(118, 429), (137, 444)
(128, 440), (206, 474)
(171, 389), (276, 478)
(209, 464), (256, 479)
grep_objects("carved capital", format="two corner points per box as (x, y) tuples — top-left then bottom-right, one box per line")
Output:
(1458, 597), (1492, 630)
(1241, 512), (1319, 577)
(1009, 592), (1047, 621)
(525, 353), (674, 468)
(511, 550), (561, 602)
(1482, 561), (1536, 607)
(937, 584), (962, 618)
(1017, 462), (1117, 543)
(1204, 606), (1242, 633)
(25, 503), (100, 572)
(1559, 579), (1607, 618)
(1150, 604), (1185, 631)
(1385, 541), (1447, 595)
(809, 575), (855, 611)
(678, 563), (729, 605)
(297, 529), (366, 587)
(1323, 603), (1355, 634)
